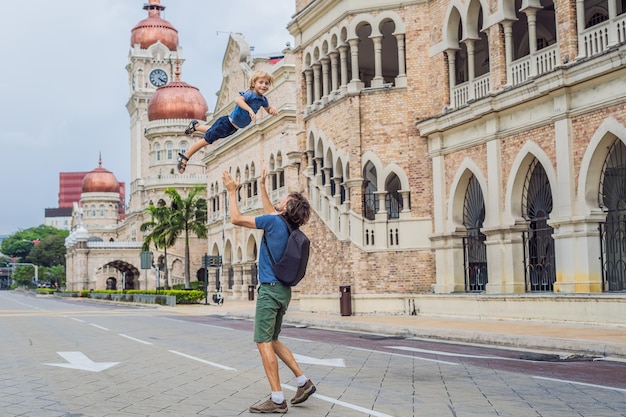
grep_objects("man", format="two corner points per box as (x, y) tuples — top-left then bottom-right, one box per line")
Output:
(222, 169), (316, 414)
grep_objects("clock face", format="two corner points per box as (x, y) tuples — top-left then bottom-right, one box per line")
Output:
(149, 69), (168, 87)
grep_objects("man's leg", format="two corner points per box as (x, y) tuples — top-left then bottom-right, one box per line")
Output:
(272, 339), (303, 377)
(273, 339), (317, 405)
(257, 341), (281, 391)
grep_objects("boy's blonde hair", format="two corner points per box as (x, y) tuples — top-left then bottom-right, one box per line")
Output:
(249, 71), (275, 89)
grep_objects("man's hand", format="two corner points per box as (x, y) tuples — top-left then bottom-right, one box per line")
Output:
(222, 171), (239, 192)
(260, 168), (267, 185)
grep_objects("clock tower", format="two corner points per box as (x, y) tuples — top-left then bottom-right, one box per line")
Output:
(126, 0), (181, 213)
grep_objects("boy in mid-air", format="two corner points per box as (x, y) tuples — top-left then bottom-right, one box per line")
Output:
(177, 71), (278, 173)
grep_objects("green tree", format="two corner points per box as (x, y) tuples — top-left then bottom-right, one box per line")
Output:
(38, 265), (66, 288)
(166, 186), (208, 289)
(140, 202), (178, 290)
(1, 225), (68, 260)
(12, 265), (36, 288)
(27, 234), (67, 267)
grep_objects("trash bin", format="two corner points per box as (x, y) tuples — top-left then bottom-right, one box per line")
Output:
(339, 285), (352, 316)
(248, 284), (255, 301)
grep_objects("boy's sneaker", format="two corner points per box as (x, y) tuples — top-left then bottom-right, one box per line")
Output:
(184, 120), (199, 135)
(290, 379), (316, 405)
(249, 398), (288, 414)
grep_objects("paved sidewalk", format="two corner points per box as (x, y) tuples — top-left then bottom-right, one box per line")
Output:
(167, 299), (626, 360)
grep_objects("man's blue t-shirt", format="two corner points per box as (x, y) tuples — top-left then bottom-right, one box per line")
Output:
(255, 214), (289, 284)
(230, 90), (269, 128)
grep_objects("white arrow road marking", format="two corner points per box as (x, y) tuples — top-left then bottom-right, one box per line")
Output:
(292, 353), (345, 367)
(44, 352), (119, 372)
(282, 384), (394, 417)
(351, 346), (458, 365)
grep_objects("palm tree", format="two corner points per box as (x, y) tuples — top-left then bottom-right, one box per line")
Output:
(166, 186), (208, 289)
(140, 201), (179, 290)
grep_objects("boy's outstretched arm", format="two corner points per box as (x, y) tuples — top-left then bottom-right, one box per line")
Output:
(235, 95), (257, 122)
(260, 169), (276, 214)
(264, 105), (278, 116)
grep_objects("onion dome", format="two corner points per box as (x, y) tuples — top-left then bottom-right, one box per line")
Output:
(82, 155), (120, 193)
(147, 63), (208, 121)
(130, 0), (178, 51)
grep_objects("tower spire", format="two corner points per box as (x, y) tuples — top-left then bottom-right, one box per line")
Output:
(144, 0), (165, 17)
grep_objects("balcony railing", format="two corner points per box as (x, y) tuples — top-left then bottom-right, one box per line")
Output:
(452, 73), (491, 108)
(510, 43), (559, 86)
(579, 13), (626, 59)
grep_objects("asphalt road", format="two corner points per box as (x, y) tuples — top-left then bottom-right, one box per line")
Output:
(0, 291), (624, 417)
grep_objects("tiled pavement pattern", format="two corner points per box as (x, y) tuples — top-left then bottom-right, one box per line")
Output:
(0, 293), (624, 417)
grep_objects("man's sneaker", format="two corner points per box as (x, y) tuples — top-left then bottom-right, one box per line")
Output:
(290, 379), (316, 405)
(249, 398), (288, 414)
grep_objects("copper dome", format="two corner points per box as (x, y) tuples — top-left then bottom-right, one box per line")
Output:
(82, 157), (119, 193)
(147, 66), (208, 121)
(130, 0), (178, 51)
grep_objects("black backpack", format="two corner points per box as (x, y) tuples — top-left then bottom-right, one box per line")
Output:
(262, 216), (310, 286)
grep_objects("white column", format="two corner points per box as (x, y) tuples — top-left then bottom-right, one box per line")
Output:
(321, 58), (330, 103)
(304, 69), (313, 107)
(329, 52), (339, 93)
(575, 0), (586, 59)
(348, 39), (364, 93)
(313, 63), (322, 103)
(395, 33), (407, 87)
(608, 0), (618, 46)
(371, 36), (384, 87)
(465, 39), (476, 100)
(339, 45), (349, 93)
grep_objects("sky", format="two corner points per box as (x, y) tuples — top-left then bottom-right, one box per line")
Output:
(0, 0), (295, 236)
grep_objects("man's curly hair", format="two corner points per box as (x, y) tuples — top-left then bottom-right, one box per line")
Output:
(283, 192), (311, 227)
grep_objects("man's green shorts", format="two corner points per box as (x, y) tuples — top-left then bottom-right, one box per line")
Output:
(254, 283), (292, 343)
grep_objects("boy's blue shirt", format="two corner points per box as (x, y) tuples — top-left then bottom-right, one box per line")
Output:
(255, 214), (289, 284)
(230, 90), (269, 128)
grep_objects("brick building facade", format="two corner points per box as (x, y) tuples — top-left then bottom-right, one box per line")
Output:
(65, 0), (625, 322)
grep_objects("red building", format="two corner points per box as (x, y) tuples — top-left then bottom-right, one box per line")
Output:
(58, 172), (126, 216)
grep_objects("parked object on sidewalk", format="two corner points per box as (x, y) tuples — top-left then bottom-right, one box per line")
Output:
(212, 293), (224, 305)
(340, 285), (352, 316)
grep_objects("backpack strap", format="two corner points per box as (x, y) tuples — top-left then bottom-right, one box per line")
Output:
(262, 215), (295, 267)
(262, 233), (277, 266)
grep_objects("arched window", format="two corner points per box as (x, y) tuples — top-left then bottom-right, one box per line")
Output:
(362, 162), (378, 220)
(599, 139), (626, 291)
(155, 143), (161, 161)
(166, 142), (173, 160)
(99, 205), (105, 217)
(463, 175), (487, 291)
(522, 160), (555, 292)
(385, 174), (402, 219)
